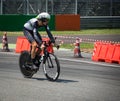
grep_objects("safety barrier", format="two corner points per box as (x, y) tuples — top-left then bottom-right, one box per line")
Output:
(92, 42), (102, 61)
(111, 44), (120, 64)
(92, 42), (120, 64)
(15, 37), (30, 53)
(15, 37), (53, 53)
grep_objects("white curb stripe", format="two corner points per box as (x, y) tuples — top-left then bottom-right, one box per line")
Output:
(59, 58), (120, 68)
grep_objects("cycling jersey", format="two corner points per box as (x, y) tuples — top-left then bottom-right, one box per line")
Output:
(23, 18), (55, 45)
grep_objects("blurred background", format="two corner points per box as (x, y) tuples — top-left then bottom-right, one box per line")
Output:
(0, 0), (120, 52)
(0, 0), (119, 16)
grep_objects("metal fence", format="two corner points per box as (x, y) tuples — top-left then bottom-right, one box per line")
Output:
(0, 0), (120, 16)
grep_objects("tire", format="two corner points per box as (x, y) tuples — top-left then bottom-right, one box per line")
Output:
(43, 53), (60, 81)
(19, 51), (34, 78)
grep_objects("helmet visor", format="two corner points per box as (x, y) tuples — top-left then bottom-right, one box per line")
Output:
(42, 18), (50, 22)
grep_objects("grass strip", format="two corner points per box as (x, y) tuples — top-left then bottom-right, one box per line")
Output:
(0, 29), (120, 36)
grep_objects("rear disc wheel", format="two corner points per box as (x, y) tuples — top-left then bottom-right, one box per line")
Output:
(19, 51), (34, 78)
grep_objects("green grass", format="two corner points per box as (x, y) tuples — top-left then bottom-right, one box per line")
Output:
(0, 29), (120, 36)
(0, 43), (16, 49)
(60, 43), (94, 50)
(52, 29), (120, 35)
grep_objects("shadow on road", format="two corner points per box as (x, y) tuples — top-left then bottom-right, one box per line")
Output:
(32, 77), (78, 83)
(57, 79), (79, 83)
(32, 77), (46, 81)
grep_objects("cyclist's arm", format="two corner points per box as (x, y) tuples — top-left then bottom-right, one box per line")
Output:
(45, 25), (55, 43)
(45, 25), (60, 49)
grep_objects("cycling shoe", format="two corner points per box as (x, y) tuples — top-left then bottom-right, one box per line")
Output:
(32, 59), (40, 67)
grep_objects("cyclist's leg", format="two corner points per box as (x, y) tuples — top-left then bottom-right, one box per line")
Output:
(27, 40), (39, 68)
(31, 41), (37, 59)
(32, 32), (44, 67)
(23, 29), (34, 44)
(23, 29), (37, 67)
(23, 29), (38, 59)
(34, 32), (43, 56)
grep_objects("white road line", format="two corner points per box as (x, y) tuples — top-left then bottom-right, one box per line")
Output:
(59, 58), (120, 68)
(0, 52), (20, 56)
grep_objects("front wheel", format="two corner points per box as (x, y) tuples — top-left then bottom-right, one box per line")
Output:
(43, 53), (60, 81)
(19, 51), (34, 78)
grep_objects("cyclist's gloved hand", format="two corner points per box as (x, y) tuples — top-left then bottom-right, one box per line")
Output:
(54, 43), (60, 50)
(56, 45), (60, 49)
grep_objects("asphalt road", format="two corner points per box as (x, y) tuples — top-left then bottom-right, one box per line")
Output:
(0, 50), (120, 101)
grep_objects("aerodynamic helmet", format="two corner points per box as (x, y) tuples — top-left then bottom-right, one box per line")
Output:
(36, 12), (50, 22)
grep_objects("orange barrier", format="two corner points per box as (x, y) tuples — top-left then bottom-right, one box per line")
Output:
(15, 37), (29, 53)
(92, 42), (102, 61)
(105, 44), (115, 63)
(15, 37), (54, 53)
(92, 42), (120, 64)
(111, 44), (120, 64)
(98, 43), (109, 61)
(21, 38), (31, 51)
(55, 14), (80, 31)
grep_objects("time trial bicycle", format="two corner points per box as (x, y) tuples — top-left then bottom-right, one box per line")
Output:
(19, 38), (60, 81)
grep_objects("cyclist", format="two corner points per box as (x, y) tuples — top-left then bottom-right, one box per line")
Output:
(23, 12), (56, 70)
